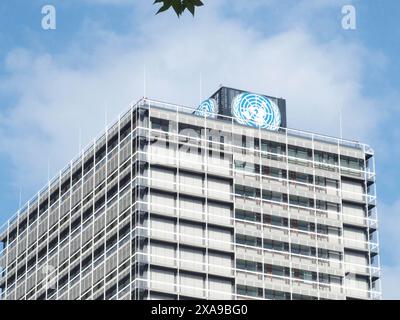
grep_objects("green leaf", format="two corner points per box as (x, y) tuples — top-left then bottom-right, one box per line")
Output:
(154, 0), (204, 17)
(154, 0), (173, 14)
(183, 0), (203, 16)
(171, 0), (184, 16)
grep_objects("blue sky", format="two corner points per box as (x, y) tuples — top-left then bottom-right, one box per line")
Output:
(0, 0), (399, 298)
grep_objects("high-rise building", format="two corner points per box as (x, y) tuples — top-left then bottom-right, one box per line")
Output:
(0, 87), (381, 300)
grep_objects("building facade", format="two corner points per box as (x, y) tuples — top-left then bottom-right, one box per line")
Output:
(0, 88), (381, 300)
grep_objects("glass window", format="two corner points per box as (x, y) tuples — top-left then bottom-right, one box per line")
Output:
(236, 210), (261, 222)
(261, 140), (286, 155)
(235, 185), (260, 198)
(340, 155), (364, 170)
(289, 171), (312, 184)
(262, 166), (286, 179)
(236, 235), (262, 247)
(151, 117), (169, 132)
(263, 239), (289, 252)
(264, 264), (290, 277)
(265, 290), (291, 300)
(288, 146), (312, 160)
(314, 151), (338, 165)
(290, 196), (314, 208)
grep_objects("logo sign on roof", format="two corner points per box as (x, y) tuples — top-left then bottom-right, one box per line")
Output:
(231, 93), (281, 131)
(194, 98), (218, 118)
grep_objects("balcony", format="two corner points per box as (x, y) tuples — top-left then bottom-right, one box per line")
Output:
(291, 280), (319, 297)
(344, 263), (370, 276)
(263, 250), (290, 266)
(264, 274), (291, 292)
(345, 288), (370, 300)
(341, 190), (365, 203)
(343, 238), (369, 252)
(343, 209), (366, 224)
(263, 225), (289, 242)
(236, 246), (263, 260)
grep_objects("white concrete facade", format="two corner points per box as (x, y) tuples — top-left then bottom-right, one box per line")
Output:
(0, 97), (381, 300)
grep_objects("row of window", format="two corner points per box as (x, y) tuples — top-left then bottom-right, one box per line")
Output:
(236, 260), (342, 284)
(236, 210), (341, 236)
(235, 185), (341, 212)
(2, 207), (134, 294)
(236, 234), (342, 260)
(2, 155), (136, 246)
(237, 285), (318, 300)
(151, 117), (366, 171)
(235, 161), (340, 188)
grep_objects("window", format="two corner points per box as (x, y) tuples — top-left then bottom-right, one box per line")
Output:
(289, 196), (314, 208)
(318, 249), (342, 261)
(178, 123), (202, 137)
(320, 273), (342, 285)
(292, 269), (317, 281)
(237, 285), (263, 298)
(236, 259), (262, 272)
(236, 234), (262, 247)
(314, 151), (338, 165)
(288, 146), (312, 160)
(260, 140), (286, 155)
(291, 219), (314, 232)
(151, 117), (170, 132)
(262, 190), (284, 202)
(342, 203), (365, 218)
(340, 155), (364, 170)
(264, 264), (290, 277)
(265, 290), (291, 300)
(317, 224), (341, 236)
(263, 239), (289, 252)
(262, 166), (287, 179)
(316, 201), (340, 212)
(291, 244), (316, 257)
(289, 171), (312, 184)
(263, 215), (288, 227)
(235, 185), (260, 198)
(234, 161), (259, 174)
(292, 294), (318, 300)
(236, 210), (261, 222)
(341, 179), (364, 195)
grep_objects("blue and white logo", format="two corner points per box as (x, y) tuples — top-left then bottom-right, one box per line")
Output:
(231, 93), (281, 131)
(194, 98), (218, 118)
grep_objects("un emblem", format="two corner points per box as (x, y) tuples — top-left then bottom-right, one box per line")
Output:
(231, 93), (281, 131)
(194, 98), (218, 118)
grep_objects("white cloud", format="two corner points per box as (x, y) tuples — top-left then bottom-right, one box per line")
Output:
(1, 4), (396, 300)
(0, 0), (398, 299)
(0, 1), (382, 195)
